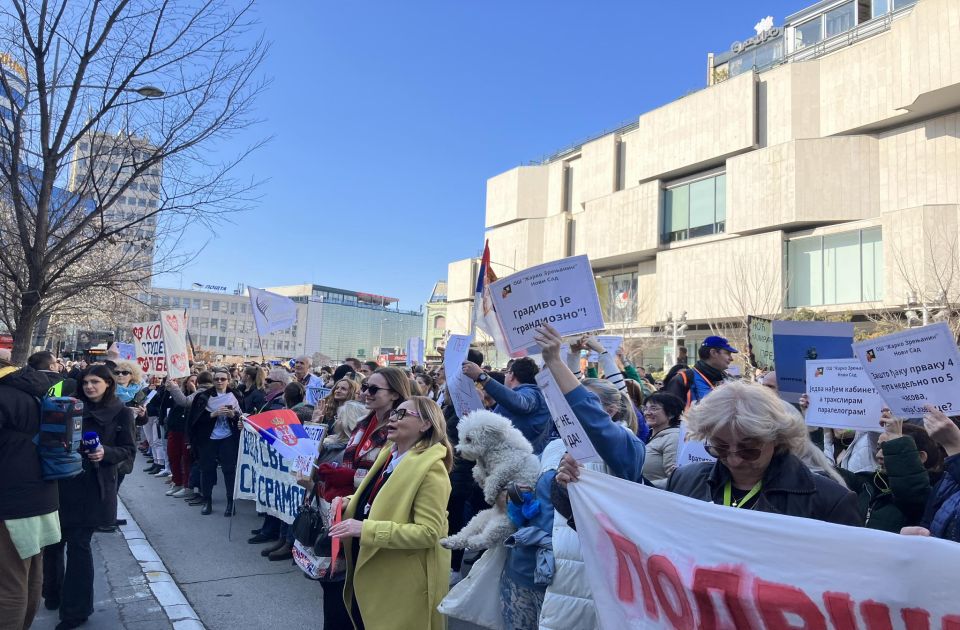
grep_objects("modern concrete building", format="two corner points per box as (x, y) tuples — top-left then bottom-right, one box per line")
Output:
(445, 0), (959, 362)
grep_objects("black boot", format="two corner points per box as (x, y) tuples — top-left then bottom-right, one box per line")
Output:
(200, 499), (213, 515)
(224, 500), (235, 517)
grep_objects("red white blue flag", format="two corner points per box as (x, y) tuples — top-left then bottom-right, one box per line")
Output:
(243, 409), (317, 464)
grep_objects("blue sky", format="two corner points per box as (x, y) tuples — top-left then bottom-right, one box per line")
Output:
(162, 0), (812, 309)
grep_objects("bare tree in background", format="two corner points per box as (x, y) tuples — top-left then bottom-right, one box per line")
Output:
(0, 0), (268, 363)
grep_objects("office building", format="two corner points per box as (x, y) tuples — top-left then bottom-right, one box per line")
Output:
(424, 281), (448, 362)
(445, 0), (957, 361)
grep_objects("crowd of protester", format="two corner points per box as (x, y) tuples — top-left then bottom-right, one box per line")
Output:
(2, 321), (960, 629)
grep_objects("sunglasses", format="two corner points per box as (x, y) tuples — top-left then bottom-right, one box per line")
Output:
(115, 370), (132, 376)
(704, 443), (764, 461)
(213, 377), (230, 382)
(389, 408), (421, 421)
(360, 383), (391, 396)
(264, 378), (277, 384)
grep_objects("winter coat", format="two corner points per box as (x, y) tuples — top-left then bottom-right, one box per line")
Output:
(643, 426), (680, 488)
(838, 435), (932, 533)
(667, 451), (863, 526)
(58, 398), (135, 529)
(187, 386), (243, 446)
(343, 443), (452, 630)
(240, 386), (266, 415)
(922, 453), (960, 541)
(480, 379), (552, 454)
(0, 367), (62, 520)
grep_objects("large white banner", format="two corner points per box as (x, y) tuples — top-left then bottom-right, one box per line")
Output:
(568, 469), (960, 630)
(234, 424), (306, 524)
(805, 358), (885, 431)
(488, 255), (604, 355)
(131, 320), (166, 376)
(853, 322), (960, 418)
(443, 334), (484, 419)
(159, 310), (190, 379)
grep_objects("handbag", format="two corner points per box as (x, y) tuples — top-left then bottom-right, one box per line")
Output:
(437, 545), (507, 630)
(291, 498), (347, 581)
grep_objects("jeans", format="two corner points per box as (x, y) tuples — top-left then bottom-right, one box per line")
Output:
(200, 433), (240, 502)
(42, 527), (96, 622)
(499, 567), (545, 630)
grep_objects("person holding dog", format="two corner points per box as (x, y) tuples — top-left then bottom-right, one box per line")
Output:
(330, 395), (453, 630)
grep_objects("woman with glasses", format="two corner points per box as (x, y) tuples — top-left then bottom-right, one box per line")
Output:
(315, 367), (412, 630)
(330, 396), (453, 630)
(43, 365), (136, 628)
(258, 368), (291, 412)
(640, 392), (685, 488)
(187, 367), (243, 516)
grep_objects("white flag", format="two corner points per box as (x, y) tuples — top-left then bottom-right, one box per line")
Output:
(248, 287), (298, 336)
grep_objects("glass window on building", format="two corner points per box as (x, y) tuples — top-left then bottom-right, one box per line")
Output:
(220, 319), (227, 332)
(193, 299), (201, 309)
(219, 336), (226, 347)
(434, 316), (446, 330)
(788, 227), (883, 307)
(872, 0), (889, 17)
(150, 295), (160, 306)
(595, 272), (639, 323)
(202, 300), (209, 310)
(229, 302), (237, 314)
(171, 297), (180, 307)
(209, 336), (217, 346)
(662, 173), (725, 242)
(825, 1), (856, 38)
(241, 304), (246, 314)
(210, 318), (218, 328)
(794, 17), (822, 50)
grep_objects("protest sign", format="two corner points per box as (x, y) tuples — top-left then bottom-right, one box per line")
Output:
(442, 334), (484, 419)
(853, 322), (960, 418)
(805, 358), (885, 431)
(406, 337), (425, 367)
(306, 385), (330, 406)
(587, 335), (623, 362)
(488, 255), (605, 355)
(115, 342), (136, 361)
(536, 369), (601, 464)
(131, 321), (166, 376)
(772, 320), (854, 403)
(159, 310), (190, 378)
(568, 468), (960, 630)
(747, 315), (774, 371)
(235, 424), (305, 523)
(675, 422), (715, 468)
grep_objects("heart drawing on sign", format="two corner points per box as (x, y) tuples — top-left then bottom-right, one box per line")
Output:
(165, 314), (180, 333)
(132, 326), (145, 341)
(171, 353), (187, 372)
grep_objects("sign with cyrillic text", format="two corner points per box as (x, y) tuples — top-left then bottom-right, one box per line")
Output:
(805, 359), (885, 431)
(234, 424), (306, 524)
(443, 334), (484, 419)
(675, 422), (714, 468)
(772, 320), (854, 403)
(568, 468), (960, 630)
(853, 322), (960, 418)
(587, 335), (623, 362)
(536, 369), (601, 464)
(747, 315), (774, 371)
(489, 255), (604, 355)
(131, 320), (166, 376)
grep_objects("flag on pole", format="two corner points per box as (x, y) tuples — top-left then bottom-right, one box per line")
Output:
(473, 241), (512, 356)
(243, 409), (321, 468)
(247, 286), (298, 337)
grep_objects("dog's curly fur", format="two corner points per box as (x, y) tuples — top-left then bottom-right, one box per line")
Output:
(440, 410), (541, 551)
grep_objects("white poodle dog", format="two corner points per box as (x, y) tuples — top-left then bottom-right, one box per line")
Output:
(440, 409), (542, 551)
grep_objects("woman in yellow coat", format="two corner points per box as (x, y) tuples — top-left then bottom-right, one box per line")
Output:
(330, 395), (453, 630)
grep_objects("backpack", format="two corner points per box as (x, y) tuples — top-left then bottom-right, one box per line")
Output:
(34, 381), (85, 480)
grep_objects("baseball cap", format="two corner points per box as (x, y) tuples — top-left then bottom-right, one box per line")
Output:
(702, 336), (738, 353)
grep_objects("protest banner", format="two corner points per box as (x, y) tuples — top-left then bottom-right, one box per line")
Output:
(131, 320), (166, 376)
(587, 335), (623, 362)
(406, 337), (425, 367)
(568, 468), (960, 630)
(675, 422), (714, 468)
(443, 334), (484, 419)
(805, 358), (886, 431)
(115, 342), (136, 361)
(235, 424), (305, 523)
(489, 255), (605, 355)
(306, 385), (330, 406)
(536, 369), (601, 464)
(853, 322), (960, 418)
(772, 320), (854, 403)
(747, 315), (774, 371)
(159, 310), (190, 378)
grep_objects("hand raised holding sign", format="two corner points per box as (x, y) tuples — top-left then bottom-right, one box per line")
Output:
(923, 404), (960, 456)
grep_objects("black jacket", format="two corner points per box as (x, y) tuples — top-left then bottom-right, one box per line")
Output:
(0, 367), (62, 520)
(667, 451), (862, 526)
(663, 360), (727, 404)
(188, 386), (244, 445)
(241, 387), (266, 415)
(58, 398), (136, 528)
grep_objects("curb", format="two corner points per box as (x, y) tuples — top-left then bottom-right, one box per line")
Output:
(117, 498), (205, 629)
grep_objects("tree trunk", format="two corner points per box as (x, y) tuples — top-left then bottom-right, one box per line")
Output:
(11, 293), (42, 366)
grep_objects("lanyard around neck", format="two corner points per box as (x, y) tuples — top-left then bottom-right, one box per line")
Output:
(723, 480), (762, 508)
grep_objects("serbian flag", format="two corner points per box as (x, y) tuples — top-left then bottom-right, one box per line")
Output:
(472, 240), (514, 356)
(244, 409), (316, 463)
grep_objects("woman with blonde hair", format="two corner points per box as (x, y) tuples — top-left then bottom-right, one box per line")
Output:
(313, 377), (359, 426)
(331, 396), (453, 629)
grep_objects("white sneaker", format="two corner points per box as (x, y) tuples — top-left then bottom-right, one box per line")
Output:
(153, 469), (171, 477)
(166, 485), (183, 496)
(171, 488), (191, 498)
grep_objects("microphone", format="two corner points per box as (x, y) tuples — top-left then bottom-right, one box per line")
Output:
(82, 431), (101, 469)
